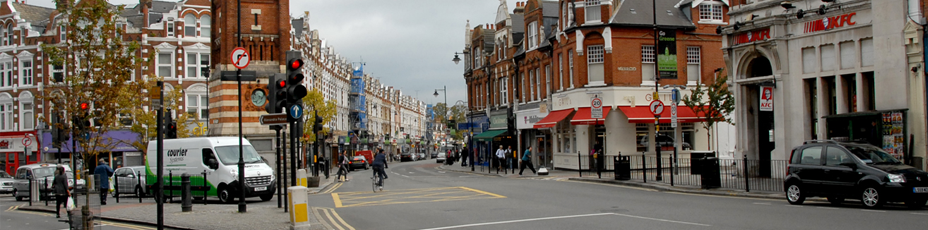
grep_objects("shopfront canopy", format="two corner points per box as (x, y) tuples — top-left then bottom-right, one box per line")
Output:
(473, 130), (507, 141)
(570, 107), (612, 125)
(533, 109), (574, 128)
(618, 106), (709, 123)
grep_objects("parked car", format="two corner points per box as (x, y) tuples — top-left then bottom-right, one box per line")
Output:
(12, 163), (83, 201)
(785, 140), (928, 209)
(112, 166), (149, 198)
(418, 153), (427, 160)
(400, 152), (416, 162)
(0, 170), (13, 194)
(638, 135), (692, 151)
(431, 151), (439, 159)
(349, 156), (369, 170)
(436, 152), (447, 164)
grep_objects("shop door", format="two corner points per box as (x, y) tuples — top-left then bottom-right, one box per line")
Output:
(757, 89), (774, 178)
(3, 153), (16, 174)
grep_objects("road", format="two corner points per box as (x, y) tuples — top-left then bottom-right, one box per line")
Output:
(310, 159), (928, 230)
(0, 195), (156, 230)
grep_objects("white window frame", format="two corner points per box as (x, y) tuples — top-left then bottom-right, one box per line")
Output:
(558, 55), (564, 91)
(642, 45), (656, 84)
(569, 50), (575, 89)
(0, 59), (10, 88)
(528, 21), (538, 49)
(59, 25), (66, 41)
(0, 95), (11, 131)
(585, 0), (602, 24)
(501, 77), (508, 105)
(19, 93), (33, 131)
(200, 15), (211, 37)
(167, 22), (174, 37)
(698, 1), (724, 24)
(184, 14), (197, 37)
(186, 51), (209, 78)
(185, 88), (208, 120)
(686, 46), (701, 84)
(20, 59), (33, 86)
(157, 52), (174, 78)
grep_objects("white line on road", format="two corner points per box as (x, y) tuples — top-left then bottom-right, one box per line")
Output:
(861, 210), (886, 213)
(419, 213), (613, 230)
(816, 207), (839, 210)
(912, 213), (928, 215)
(752, 202), (772, 205)
(612, 213), (712, 227)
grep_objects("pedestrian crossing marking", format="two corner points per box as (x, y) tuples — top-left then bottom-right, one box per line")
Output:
(333, 187), (505, 208)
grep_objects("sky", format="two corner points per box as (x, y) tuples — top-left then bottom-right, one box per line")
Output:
(27, 0), (521, 106)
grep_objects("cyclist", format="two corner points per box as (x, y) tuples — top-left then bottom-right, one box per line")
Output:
(372, 148), (389, 187)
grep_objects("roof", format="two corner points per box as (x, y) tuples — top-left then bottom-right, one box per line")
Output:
(611, 0), (695, 29)
(150, 0), (176, 13)
(11, 2), (54, 25)
(511, 13), (524, 33)
(541, 0), (558, 17)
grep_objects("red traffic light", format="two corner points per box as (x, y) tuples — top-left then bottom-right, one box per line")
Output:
(80, 102), (89, 110)
(288, 59), (303, 70)
(277, 79), (286, 88)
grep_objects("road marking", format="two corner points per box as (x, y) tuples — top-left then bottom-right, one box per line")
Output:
(457, 187), (506, 198)
(816, 207), (839, 210)
(315, 207), (355, 230)
(332, 193), (343, 207)
(7, 205), (19, 211)
(612, 213), (712, 227)
(320, 183), (343, 194)
(862, 210), (886, 213)
(420, 213), (614, 230)
(752, 202), (772, 205)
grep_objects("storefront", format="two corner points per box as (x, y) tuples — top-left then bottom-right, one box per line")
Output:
(39, 130), (142, 170)
(517, 105), (550, 167)
(0, 131), (41, 175)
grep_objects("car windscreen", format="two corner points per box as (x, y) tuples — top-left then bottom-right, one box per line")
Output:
(33, 167), (56, 178)
(215, 145), (263, 165)
(0, 171), (10, 178)
(845, 145), (901, 165)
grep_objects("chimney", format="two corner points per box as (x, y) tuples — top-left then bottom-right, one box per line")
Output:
(514, 2), (525, 14)
(141, 0), (151, 29)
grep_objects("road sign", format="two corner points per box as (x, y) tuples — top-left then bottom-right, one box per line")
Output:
(22, 137), (31, 147)
(289, 104), (304, 119)
(230, 47), (250, 69)
(259, 113), (288, 125)
(649, 100), (664, 116)
(591, 96), (603, 119)
(671, 102), (678, 128)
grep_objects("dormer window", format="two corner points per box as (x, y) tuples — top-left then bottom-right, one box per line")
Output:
(699, 0), (724, 23)
(585, 0), (601, 23)
(527, 21), (538, 49)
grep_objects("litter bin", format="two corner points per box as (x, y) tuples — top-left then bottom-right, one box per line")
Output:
(614, 156), (630, 180)
(690, 151), (716, 175)
(699, 157), (721, 189)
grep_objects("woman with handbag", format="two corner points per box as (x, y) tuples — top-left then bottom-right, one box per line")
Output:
(52, 166), (70, 218)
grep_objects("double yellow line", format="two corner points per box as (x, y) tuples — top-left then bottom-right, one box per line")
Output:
(6, 205), (19, 211)
(313, 207), (354, 230)
(99, 221), (155, 230)
(319, 182), (343, 194)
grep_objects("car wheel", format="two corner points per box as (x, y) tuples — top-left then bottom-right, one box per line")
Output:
(218, 186), (234, 204)
(905, 198), (926, 209)
(861, 186), (885, 208)
(135, 187), (144, 198)
(827, 197), (844, 206)
(785, 183), (805, 205)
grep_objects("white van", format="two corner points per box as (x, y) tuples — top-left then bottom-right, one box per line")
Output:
(146, 137), (275, 203)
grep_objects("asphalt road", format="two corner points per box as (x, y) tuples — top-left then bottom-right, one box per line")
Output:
(309, 159), (928, 230)
(0, 194), (157, 230)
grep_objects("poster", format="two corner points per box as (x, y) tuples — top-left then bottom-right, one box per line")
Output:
(657, 29), (678, 79)
(881, 112), (904, 159)
(759, 86), (774, 111)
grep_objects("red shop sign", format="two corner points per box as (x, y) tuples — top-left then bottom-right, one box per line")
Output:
(805, 12), (857, 34)
(732, 28), (771, 45)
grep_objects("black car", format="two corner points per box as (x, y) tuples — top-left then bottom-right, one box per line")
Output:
(400, 152), (415, 162)
(349, 156), (369, 170)
(785, 140), (928, 209)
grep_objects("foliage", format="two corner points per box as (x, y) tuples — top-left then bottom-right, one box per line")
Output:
(301, 89), (337, 143)
(40, 0), (144, 172)
(681, 68), (735, 150)
(431, 102), (467, 140)
(125, 77), (194, 154)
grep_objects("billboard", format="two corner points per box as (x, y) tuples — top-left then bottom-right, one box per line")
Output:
(657, 29), (678, 79)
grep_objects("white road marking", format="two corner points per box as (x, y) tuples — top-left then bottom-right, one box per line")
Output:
(861, 210), (886, 213)
(912, 213), (928, 215)
(816, 207), (839, 210)
(419, 212), (711, 230)
(752, 202), (771, 205)
(612, 213), (712, 227)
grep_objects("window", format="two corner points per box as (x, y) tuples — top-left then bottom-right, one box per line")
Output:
(585, 0), (601, 23)
(501, 77), (508, 105)
(1, 25), (6, 46)
(529, 70), (535, 101)
(795, 146), (822, 165)
(642, 45), (656, 83)
(535, 68), (541, 100)
(20, 60), (32, 86)
(0, 96), (10, 131)
(167, 22), (174, 37)
(200, 15), (211, 37)
(7, 25), (12, 44)
(587, 45), (604, 84)
(860, 38), (873, 67)
(558, 54), (563, 90)
(687, 47), (700, 82)
(158, 52), (173, 78)
(59, 26), (66, 41)
(568, 50), (574, 88)
(842, 74), (857, 112)
(699, 2), (724, 22)
(561, 3), (568, 29)
(821, 45), (835, 71)
(52, 65), (64, 83)
(184, 14), (197, 37)
(186, 53), (209, 78)
(824, 147), (851, 166)
(802, 47), (816, 74)
(805, 78), (818, 139)
(186, 93), (208, 120)
(20, 101), (33, 130)
(0, 61), (9, 87)
(527, 22), (538, 49)
(545, 65), (551, 98)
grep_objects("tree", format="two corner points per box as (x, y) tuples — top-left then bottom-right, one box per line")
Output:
(448, 104), (467, 140)
(39, 0), (143, 228)
(301, 89), (337, 143)
(125, 77), (194, 155)
(432, 103), (449, 123)
(682, 68), (736, 151)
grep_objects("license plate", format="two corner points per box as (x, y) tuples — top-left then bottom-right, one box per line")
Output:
(914, 187), (928, 193)
(254, 187), (267, 191)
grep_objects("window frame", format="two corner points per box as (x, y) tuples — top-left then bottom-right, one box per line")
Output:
(585, 0), (602, 24)
(698, 1), (725, 24)
(157, 52), (174, 78)
(19, 98), (33, 131)
(0, 96), (11, 131)
(527, 21), (538, 49)
(184, 14), (197, 37)
(20, 60), (32, 86)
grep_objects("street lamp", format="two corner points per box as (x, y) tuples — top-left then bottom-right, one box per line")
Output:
(452, 52), (469, 65)
(434, 85), (447, 118)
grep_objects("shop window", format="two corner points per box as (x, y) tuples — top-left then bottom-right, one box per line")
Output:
(822, 77), (836, 115)
(840, 41), (856, 69)
(805, 78), (818, 139)
(820, 45), (835, 71)
(642, 45), (655, 84)
(802, 47), (816, 74)
(842, 74), (857, 112)
(860, 38), (873, 67)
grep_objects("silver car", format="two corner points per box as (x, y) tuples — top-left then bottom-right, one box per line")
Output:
(12, 163), (78, 201)
(112, 166), (149, 197)
(0, 170), (14, 194)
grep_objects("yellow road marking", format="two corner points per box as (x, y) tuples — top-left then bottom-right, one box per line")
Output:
(315, 207), (355, 230)
(334, 187), (505, 208)
(320, 182), (343, 194)
(458, 186), (507, 198)
(100, 221), (155, 230)
(332, 193), (343, 208)
(311, 207), (335, 230)
(6, 205), (19, 211)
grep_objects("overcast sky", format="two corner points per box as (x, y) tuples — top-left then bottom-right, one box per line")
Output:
(28, 0), (519, 106)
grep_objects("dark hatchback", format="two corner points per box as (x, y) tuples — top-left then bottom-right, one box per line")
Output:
(349, 156), (369, 170)
(785, 140), (928, 209)
(400, 152), (415, 162)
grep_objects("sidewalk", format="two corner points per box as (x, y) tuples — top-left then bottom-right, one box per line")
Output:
(19, 176), (339, 230)
(438, 162), (782, 200)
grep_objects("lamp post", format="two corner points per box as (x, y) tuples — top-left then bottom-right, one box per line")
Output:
(453, 51), (475, 171)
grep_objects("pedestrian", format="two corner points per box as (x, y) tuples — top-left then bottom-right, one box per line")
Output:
(520, 146), (537, 175)
(507, 146), (515, 174)
(94, 158), (114, 205)
(461, 147), (469, 167)
(495, 145), (507, 174)
(52, 166), (70, 218)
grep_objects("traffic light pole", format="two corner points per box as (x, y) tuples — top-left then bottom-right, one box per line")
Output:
(274, 126), (282, 208)
(291, 120), (297, 188)
(156, 81), (164, 230)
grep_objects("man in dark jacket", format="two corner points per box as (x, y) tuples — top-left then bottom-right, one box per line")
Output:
(372, 148), (389, 187)
(52, 166), (70, 218)
(94, 159), (114, 205)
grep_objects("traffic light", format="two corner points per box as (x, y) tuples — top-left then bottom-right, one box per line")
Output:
(313, 111), (323, 136)
(51, 112), (69, 148)
(265, 73), (287, 114)
(285, 51), (308, 104)
(73, 102), (91, 136)
(164, 110), (176, 139)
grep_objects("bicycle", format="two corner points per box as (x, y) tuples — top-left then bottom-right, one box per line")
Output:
(371, 167), (384, 192)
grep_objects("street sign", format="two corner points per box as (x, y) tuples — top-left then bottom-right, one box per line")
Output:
(22, 137), (31, 147)
(671, 102), (678, 128)
(259, 113), (288, 125)
(289, 104), (304, 119)
(649, 100), (664, 116)
(231, 47), (250, 69)
(591, 96), (603, 119)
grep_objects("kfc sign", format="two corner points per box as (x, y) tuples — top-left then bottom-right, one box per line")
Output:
(732, 28), (771, 45)
(760, 86), (774, 112)
(804, 12), (856, 34)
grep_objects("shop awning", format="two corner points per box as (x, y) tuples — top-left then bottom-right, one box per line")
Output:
(533, 109), (574, 128)
(570, 107), (612, 125)
(618, 106), (709, 123)
(473, 130), (507, 140)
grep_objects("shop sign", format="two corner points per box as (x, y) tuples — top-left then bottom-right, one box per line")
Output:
(517, 109), (549, 130)
(760, 86), (774, 111)
(657, 29), (678, 79)
(805, 12), (856, 34)
(0, 137), (30, 152)
(732, 28), (771, 45)
(490, 114), (507, 130)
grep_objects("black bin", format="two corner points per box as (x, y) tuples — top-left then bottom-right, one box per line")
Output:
(614, 156), (631, 180)
(699, 157), (721, 189)
(690, 151), (716, 175)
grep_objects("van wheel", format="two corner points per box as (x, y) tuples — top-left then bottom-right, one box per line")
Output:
(861, 186), (885, 208)
(218, 187), (234, 204)
(260, 194), (273, 201)
(827, 197), (844, 205)
(785, 183), (805, 205)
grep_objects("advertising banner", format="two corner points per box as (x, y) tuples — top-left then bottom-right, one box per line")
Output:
(657, 29), (678, 79)
(760, 86), (774, 111)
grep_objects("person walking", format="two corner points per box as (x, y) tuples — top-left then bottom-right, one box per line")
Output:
(519, 146), (537, 175)
(94, 159), (114, 205)
(461, 147), (469, 167)
(507, 146), (515, 174)
(52, 166), (70, 218)
(495, 145), (507, 174)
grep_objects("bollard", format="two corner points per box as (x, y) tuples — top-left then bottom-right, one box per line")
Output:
(297, 169), (308, 187)
(45, 177), (50, 206)
(115, 173), (120, 203)
(288, 186), (311, 230)
(181, 174), (192, 212)
(137, 171), (143, 203)
(28, 178), (33, 206)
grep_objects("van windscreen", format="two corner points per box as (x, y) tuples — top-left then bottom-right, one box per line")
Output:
(215, 145), (262, 165)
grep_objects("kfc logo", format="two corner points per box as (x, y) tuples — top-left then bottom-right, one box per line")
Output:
(760, 86), (774, 112)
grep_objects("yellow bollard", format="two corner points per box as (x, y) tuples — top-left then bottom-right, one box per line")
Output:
(297, 169), (308, 187)
(288, 186), (311, 230)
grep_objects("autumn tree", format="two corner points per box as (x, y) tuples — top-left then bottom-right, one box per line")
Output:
(126, 77), (196, 155)
(301, 89), (337, 143)
(681, 68), (735, 151)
